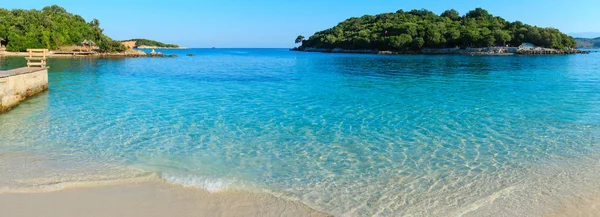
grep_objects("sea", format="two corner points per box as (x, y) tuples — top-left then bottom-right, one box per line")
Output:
(1, 48), (600, 216)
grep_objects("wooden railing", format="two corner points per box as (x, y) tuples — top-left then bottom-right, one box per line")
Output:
(26, 49), (48, 68)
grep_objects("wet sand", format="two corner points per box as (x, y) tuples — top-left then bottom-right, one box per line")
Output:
(0, 180), (329, 217)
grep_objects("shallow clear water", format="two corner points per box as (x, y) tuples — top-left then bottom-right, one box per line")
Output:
(1, 49), (600, 216)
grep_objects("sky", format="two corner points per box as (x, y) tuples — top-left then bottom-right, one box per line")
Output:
(3, 0), (600, 48)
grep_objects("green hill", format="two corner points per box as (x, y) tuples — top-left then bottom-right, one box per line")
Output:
(295, 8), (576, 52)
(121, 39), (179, 48)
(0, 5), (125, 52)
(575, 37), (600, 48)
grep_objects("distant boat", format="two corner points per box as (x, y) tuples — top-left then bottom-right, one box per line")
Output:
(212, 47), (216, 49)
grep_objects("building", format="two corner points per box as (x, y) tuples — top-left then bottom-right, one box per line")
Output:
(121, 41), (137, 49)
(80, 39), (99, 51)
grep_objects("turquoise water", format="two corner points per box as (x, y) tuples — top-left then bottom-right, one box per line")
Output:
(1, 49), (600, 216)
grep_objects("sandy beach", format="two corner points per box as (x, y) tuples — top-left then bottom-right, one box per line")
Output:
(2, 179), (599, 217)
(0, 153), (328, 217)
(543, 192), (600, 217)
(0, 180), (329, 217)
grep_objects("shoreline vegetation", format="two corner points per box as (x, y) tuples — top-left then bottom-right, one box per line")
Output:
(293, 8), (585, 55)
(0, 5), (180, 57)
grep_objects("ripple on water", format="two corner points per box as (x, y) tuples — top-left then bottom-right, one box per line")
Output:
(1, 51), (600, 216)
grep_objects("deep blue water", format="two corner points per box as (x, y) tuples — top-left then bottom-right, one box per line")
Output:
(1, 49), (600, 216)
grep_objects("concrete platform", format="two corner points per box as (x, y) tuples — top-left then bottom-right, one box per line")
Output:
(0, 67), (48, 113)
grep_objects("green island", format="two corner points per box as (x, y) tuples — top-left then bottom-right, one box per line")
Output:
(0, 5), (178, 55)
(575, 37), (600, 49)
(293, 8), (583, 55)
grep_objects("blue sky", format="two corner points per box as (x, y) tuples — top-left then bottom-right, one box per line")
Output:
(3, 0), (600, 48)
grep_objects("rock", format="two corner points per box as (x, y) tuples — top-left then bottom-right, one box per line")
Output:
(294, 46), (588, 55)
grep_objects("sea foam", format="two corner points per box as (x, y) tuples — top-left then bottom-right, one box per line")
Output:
(160, 173), (240, 193)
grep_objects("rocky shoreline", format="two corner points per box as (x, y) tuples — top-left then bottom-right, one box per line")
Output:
(292, 47), (590, 55)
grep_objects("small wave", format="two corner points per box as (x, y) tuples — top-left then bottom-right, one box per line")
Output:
(158, 173), (331, 215)
(160, 173), (240, 193)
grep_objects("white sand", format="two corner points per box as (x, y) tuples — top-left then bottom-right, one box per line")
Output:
(543, 192), (600, 217)
(0, 180), (329, 217)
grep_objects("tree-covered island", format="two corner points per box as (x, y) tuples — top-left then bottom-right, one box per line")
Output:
(293, 8), (581, 54)
(0, 5), (127, 52)
(0, 5), (179, 54)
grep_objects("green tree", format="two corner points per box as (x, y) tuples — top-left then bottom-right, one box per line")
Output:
(412, 37), (425, 49)
(494, 30), (512, 46)
(295, 35), (305, 44)
(465, 8), (491, 19)
(388, 34), (412, 50)
(441, 9), (460, 21)
(462, 28), (481, 47)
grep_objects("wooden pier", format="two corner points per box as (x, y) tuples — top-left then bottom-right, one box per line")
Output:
(25, 49), (48, 67)
(0, 50), (49, 113)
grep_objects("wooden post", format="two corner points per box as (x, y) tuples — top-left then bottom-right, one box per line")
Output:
(25, 49), (48, 68)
